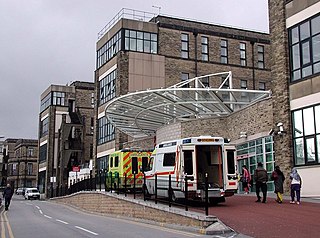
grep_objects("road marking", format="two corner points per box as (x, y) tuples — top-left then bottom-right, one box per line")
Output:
(56, 219), (68, 225)
(1, 209), (5, 238)
(35, 206), (40, 209)
(39, 210), (43, 215)
(75, 226), (98, 236)
(3, 211), (14, 238)
(44, 215), (52, 219)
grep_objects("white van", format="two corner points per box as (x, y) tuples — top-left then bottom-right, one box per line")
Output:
(24, 188), (40, 200)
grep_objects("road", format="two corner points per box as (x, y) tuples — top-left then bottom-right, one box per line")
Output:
(1, 195), (211, 238)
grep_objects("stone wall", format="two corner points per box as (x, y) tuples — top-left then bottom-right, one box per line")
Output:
(52, 191), (221, 233)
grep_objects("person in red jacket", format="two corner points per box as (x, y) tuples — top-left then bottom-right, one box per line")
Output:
(241, 165), (251, 194)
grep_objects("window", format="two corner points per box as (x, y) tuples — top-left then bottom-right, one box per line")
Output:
(40, 117), (49, 137)
(52, 92), (65, 106)
(201, 76), (209, 87)
(240, 80), (247, 89)
(220, 39), (228, 64)
(181, 73), (189, 88)
(201, 36), (209, 61)
(240, 42), (246, 66)
(27, 148), (34, 157)
(97, 30), (121, 68)
(39, 144), (47, 163)
(259, 82), (266, 91)
(237, 137), (275, 192)
(142, 157), (149, 171)
(132, 157), (138, 174)
(257, 45), (265, 69)
(289, 14), (320, 81)
(124, 30), (157, 54)
(99, 69), (116, 105)
(163, 153), (176, 167)
(27, 163), (33, 175)
(91, 93), (95, 108)
(292, 104), (320, 166)
(115, 156), (119, 167)
(98, 116), (115, 145)
(181, 33), (189, 59)
(40, 93), (51, 112)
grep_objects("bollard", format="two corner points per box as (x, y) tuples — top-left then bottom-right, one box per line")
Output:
(124, 173), (127, 197)
(205, 173), (209, 216)
(155, 174), (158, 204)
(185, 176), (188, 211)
(168, 174), (172, 207)
(133, 171), (136, 199)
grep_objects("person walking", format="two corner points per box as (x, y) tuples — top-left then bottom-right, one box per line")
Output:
(290, 168), (302, 205)
(271, 165), (285, 203)
(254, 162), (268, 203)
(3, 184), (13, 211)
(241, 165), (251, 194)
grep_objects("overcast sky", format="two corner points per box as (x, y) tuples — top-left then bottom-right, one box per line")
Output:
(0, 0), (269, 139)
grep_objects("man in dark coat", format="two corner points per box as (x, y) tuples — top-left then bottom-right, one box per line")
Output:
(254, 162), (268, 203)
(3, 184), (13, 210)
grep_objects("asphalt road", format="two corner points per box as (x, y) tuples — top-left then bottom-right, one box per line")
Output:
(1, 195), (211, 238)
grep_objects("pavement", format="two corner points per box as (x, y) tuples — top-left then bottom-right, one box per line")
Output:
(203, 193), (320, 238)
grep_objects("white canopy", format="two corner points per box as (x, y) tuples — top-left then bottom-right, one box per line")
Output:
(105, 72), (271, 138)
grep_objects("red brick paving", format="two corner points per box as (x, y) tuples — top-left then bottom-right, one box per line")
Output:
(208, 195), (320, 238)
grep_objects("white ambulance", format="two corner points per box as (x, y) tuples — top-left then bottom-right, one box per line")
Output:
(143, 136), (238, 204)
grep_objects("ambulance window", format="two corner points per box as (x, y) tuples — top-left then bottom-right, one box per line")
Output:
(110, 157), (113, 168)
(115, 156), (119, 167)
(227, 150), (235, 174)
(142, 157), (148, 171)
(132, 157), (138, 174)
(146, 157), (154, 171)
(163, 153), (175, 167)
(183, 150), (193, 175)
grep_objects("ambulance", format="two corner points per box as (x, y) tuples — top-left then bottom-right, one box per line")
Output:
(143, 136), (238, 203)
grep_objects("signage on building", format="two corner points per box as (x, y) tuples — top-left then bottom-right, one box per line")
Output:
(72, 166), (80, 172)
(50, 176), (56, 183)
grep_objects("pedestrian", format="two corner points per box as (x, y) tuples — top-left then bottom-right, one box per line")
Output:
(241, 165), (251, 194)
(271, 165), (285, 203)
(3, 184), (13, 211)
(254, 162), (268, 203)
(290, 168), (302, 205)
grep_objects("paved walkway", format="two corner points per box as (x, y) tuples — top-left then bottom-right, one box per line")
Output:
(208, 193), (320, 238)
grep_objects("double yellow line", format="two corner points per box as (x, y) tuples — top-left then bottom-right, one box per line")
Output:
(0, 207), (14, 238)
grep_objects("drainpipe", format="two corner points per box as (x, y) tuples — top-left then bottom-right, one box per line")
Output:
(251, 41), (256, 90)
(193, 31), (198, 77)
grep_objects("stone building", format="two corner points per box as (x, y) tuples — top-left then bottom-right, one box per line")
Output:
(5, 138), (38, 189)
(269, 0), (320, 196)
(38, 81), (95, 197)
(94, 10), (275, 191)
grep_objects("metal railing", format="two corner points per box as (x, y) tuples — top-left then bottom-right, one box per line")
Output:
(53, 173), (218, 216)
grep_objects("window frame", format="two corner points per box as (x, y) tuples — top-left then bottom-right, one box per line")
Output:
(240, 42), (246, 66)
(201, 36), (209, 61)
(292, 104), (320, 166)
(257, 45), (265, 69)
(220, 39), (228, 64)
(181, 33), (189, 59)
(289, 13), (320, 82)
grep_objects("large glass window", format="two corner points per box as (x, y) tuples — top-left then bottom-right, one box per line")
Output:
(220, 39), (228, 64)
(240, 42), (246, 66)
(124, 30), (157, 54)
(181, 33), (189, 59)
(97, 30), (121, 68)
(52, 92), (65, 106)
(292, 104), (320, 166)
(39, 144), (47, 163)
(98, 116), (115, 145)
(40, 93), (51, 112)
(289, 14), (320, 81)
(237, 136), (274, 192)
(201, 36), (209, 61)
(40, 117), (49, 137)
(99, 69), (116, 105)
